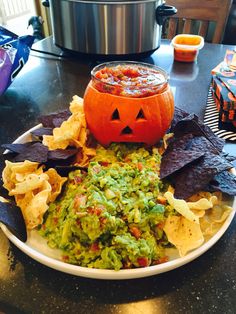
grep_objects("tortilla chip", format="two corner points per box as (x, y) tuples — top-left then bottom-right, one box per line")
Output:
(9, 173), (49, 196)
(38, 109), (71, 128)
(164, 191), (199, 224)
(208, 170), (236, 196)
(160, 149), (204, 179)
(164, 215), (204, 257)
(187, 195), (218, 210)
(45, 168), (67, 202)
(47, 148), (78, 161)
(200, 204), (232, 237)
(2, 161), (67, 229)
(69, 95), (84, 114)
(42, 109), (86, 150)
(2, 160), (40, 191)
(18, 182), (52, 229)
(173, 154), (232, 200)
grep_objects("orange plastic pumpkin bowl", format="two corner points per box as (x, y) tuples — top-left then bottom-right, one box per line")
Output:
(83, 62), (175, 146)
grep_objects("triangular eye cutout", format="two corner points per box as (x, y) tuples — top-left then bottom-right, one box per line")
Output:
(136, 109), (146, 120)
(111, 109), (120, 120)
(121, 126), (133, 135)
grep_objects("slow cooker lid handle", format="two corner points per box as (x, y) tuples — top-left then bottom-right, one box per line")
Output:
(156, 4), (177, 25)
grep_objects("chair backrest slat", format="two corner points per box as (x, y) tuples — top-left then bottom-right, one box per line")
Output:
(198, 21), (209, 38)
(165, 0), (233, 43)
(167, 18), (178, 39)
(183, 19), (191, 34)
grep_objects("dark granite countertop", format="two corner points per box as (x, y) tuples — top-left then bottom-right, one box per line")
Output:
(0, 38), (235, 314)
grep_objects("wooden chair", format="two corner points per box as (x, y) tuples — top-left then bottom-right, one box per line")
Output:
(165, 0), (233, 43)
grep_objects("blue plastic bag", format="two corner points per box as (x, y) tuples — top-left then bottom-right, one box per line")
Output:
(0, 26), (34, 95)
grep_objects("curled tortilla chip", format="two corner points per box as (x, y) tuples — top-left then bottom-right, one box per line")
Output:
(42, 96), (95, 166)
(74, 146), (96, 167)
(2, 160), (40, 191)
(42, 96), (87, 150)
(2, 161), (67, 229)
(45, 168), (67, 202)
(69, 95), (84, 114)
(191, 209), (205, 218)
(9, 173), (49, 196)
(164, 191), (199, 224)
(200, 204), (232, 237)
(164, 215), (204, 257)
(19, 181), (52, 229)
(187, 195), (218, 210)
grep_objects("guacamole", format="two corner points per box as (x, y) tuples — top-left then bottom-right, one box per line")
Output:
(39, 144), (174, 270)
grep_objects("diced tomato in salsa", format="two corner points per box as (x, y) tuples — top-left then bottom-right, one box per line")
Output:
(92, 64), (166, 98)
(137, 257), (149, 267)
(130, 226), (141, 239)
(90, 242), (100, 252)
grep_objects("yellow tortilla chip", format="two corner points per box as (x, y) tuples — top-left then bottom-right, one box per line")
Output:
(45, 168), (67, 202)
(187, 196), (218, 210)
(42, 96), (87, 151)
(164, 191), (199, 224)
(2, 161), (67, 230)
(2, 160), (40, 191)
(43, 115), (84, 150)
(20, 181), (52, 229)
(200, 204), (232, 237)
(69, 95), (84, 114)
(191, 209), (206, 218)
(42, 95), (95, 166)
(9, 173), (49, 196)
(164, 215), (204, 257)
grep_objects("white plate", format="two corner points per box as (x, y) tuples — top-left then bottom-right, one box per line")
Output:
(1, 125), (236, 280)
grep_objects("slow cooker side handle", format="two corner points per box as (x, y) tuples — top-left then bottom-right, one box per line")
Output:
(42, 0), (50, 7)
(156, 4), (177, 25)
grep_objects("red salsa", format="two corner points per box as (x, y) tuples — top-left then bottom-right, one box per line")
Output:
(91, 62), (168, 98)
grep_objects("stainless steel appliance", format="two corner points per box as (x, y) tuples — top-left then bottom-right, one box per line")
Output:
(43, 0), (176, 56)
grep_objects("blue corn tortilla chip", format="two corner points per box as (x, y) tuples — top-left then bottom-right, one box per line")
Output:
(165, 133), (194, 152)
(0, 201), (27, 242)
(162, 108), (233, 199)
(2, 142), (78, 164)
(1, 142), (39, 154)
(184, 136), (219, 155)
(208, 170), (236, 196)
(12, 142), (48, 163)
(160, 149), (205, 179)
(48, 148), (78, 160)
(171, 106), (189, 129)
(38, 109), (71, 128)
(31, 127), (53, 137)
(172, 154), (233, 199)
(172, 113), (224, 152)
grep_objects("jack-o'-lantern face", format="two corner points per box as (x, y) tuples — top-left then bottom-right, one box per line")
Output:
(83, 83), (174, 146)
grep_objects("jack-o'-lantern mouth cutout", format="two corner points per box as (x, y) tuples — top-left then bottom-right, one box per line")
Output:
(83, 61), (175, 146)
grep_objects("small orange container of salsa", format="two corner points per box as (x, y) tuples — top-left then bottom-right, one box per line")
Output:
(171, 34), (204, 62)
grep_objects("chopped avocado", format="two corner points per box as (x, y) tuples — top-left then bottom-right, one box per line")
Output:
(39, 144), (174, 270)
